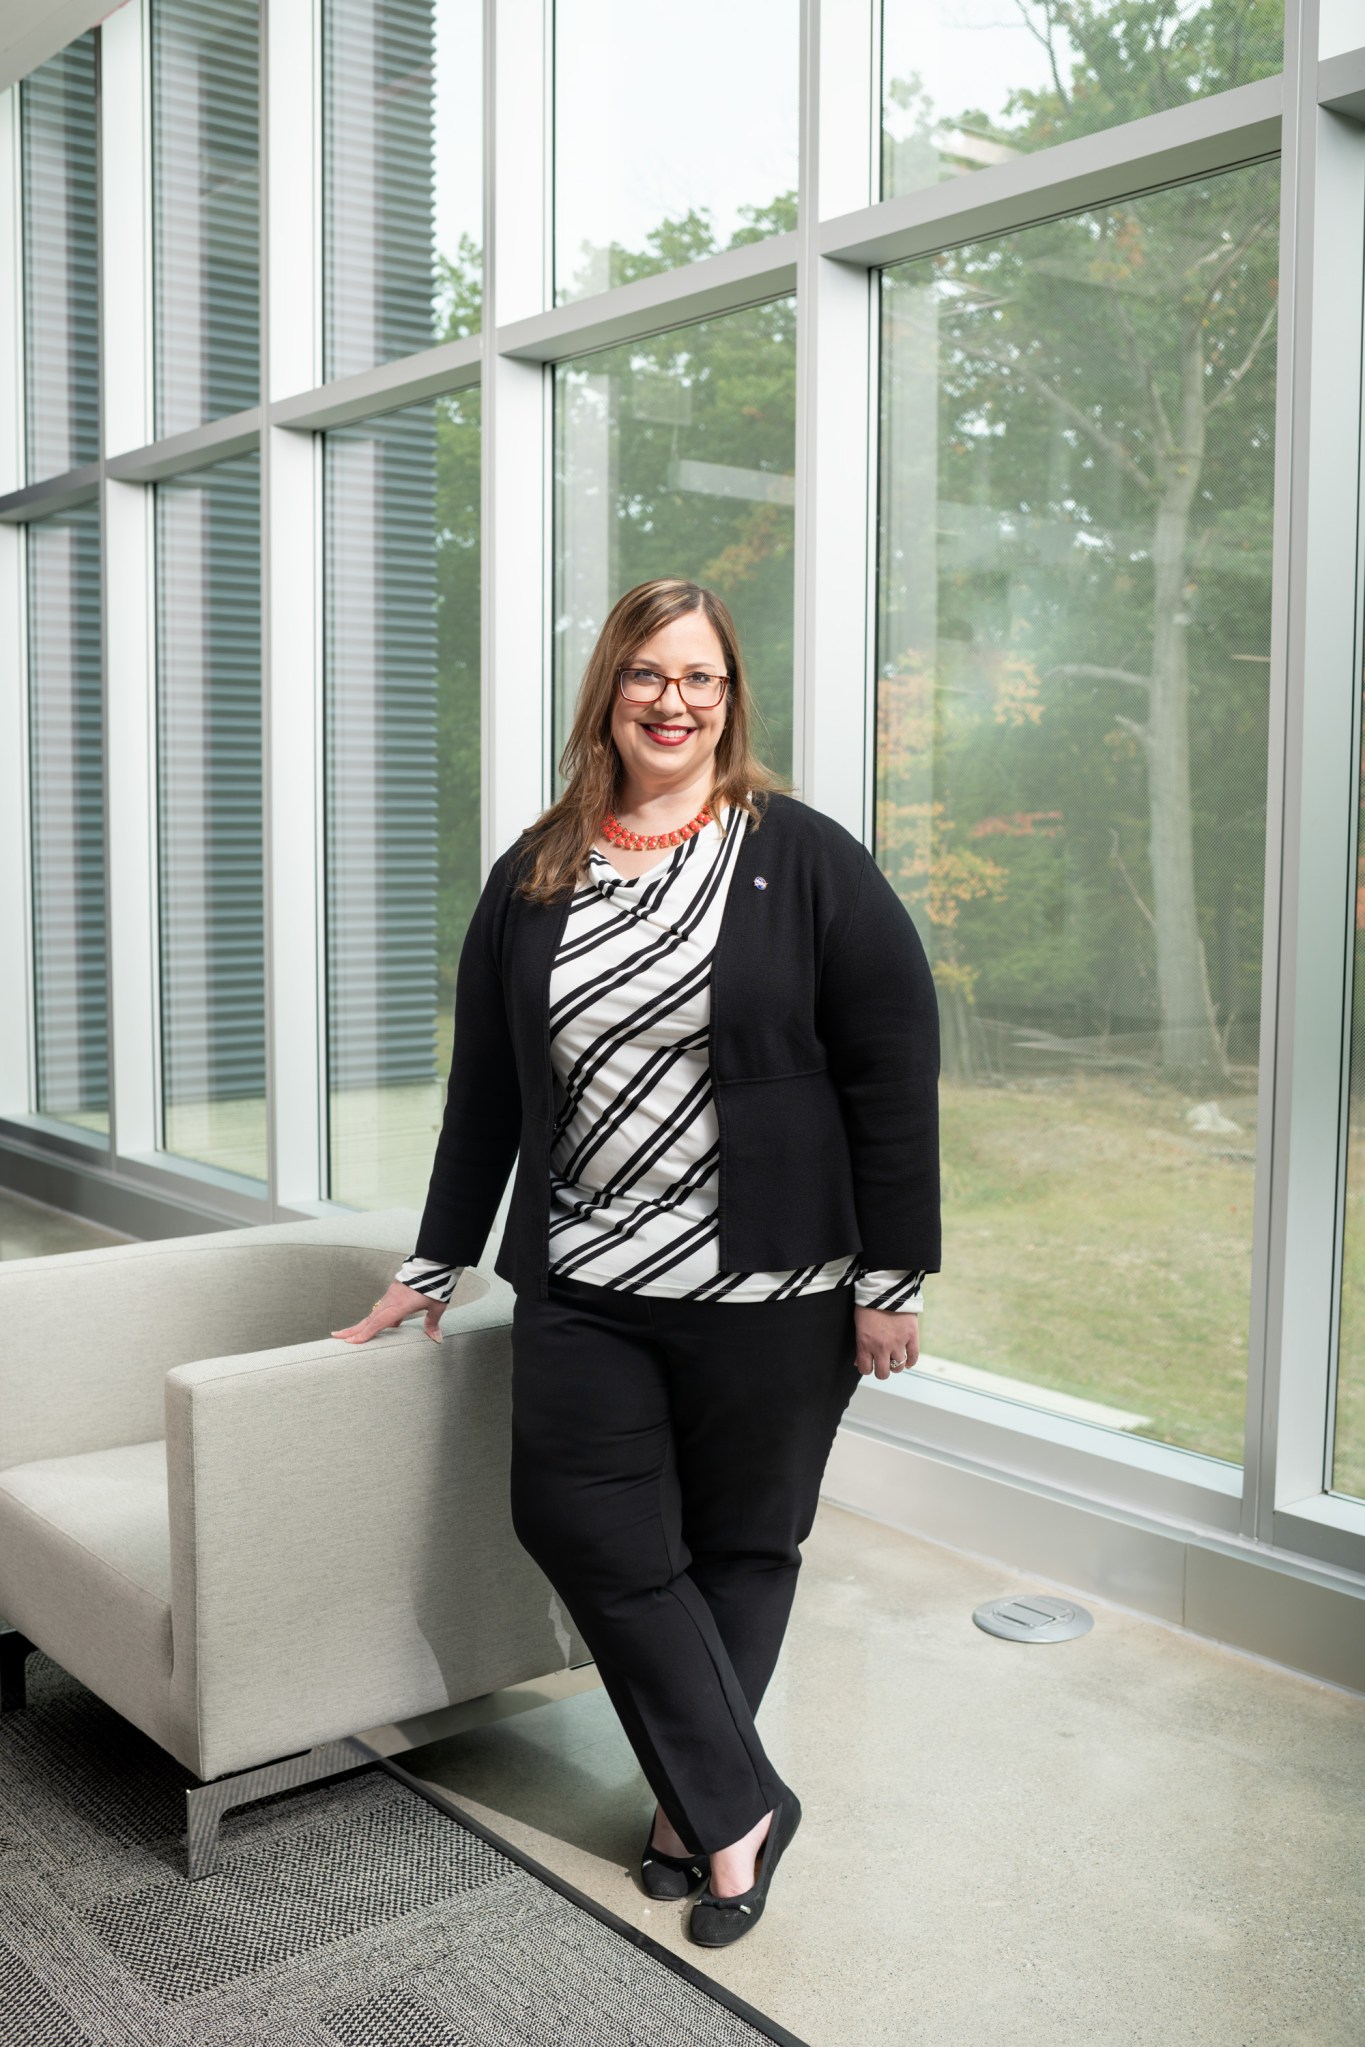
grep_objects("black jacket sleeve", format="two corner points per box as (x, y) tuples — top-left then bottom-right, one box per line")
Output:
(816, 849), (941, 1273)
(413, 855), (522, 1269)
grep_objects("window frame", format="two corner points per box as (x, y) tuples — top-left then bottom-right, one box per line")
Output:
(0, 0), (1361, 1580)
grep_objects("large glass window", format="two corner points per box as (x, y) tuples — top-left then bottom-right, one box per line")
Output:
(880, 0), (1282, 200)
(324, 389), (481, 1209)
(156, 452), (265, 1181)
(876, 161), (1280, 1464)
(554, 0), (797, 304)
(27, 504), (108, 1136)
(20, 32), (99, 481)
(324, 0), (482, 381)
(553, 302), (797, 776)
(152, 0), (260, 438)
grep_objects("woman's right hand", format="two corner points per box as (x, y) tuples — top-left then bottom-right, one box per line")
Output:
(331, 1281), (446, 1346)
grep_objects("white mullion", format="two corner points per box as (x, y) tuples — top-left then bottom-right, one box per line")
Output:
(104, 473), (160, 1159)
(795, 0), (878, 838)
(264, 419), (324, 1206)
(263, 0), (324, 1208)
(101, 0), (151, 460)
(269, 0), (320, 401)
(483, 0), (551, 867)
(821, 76), (1283, 270)
(791, 0), (816, 809)
(101, 0), (160, 1160)
(0, 82), (21, 497)
(271, 336), (481, 431)
(496, 235), (799, 364)
(1269, 107), (1365, 1520)
(105, 409), (262, 483)
(0, 516), (31, 1119)
(0, 84), (30, 1117)
(1248, 0), (1365, 1553)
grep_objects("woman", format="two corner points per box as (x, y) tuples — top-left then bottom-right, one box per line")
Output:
(334, 578), (940, 1946)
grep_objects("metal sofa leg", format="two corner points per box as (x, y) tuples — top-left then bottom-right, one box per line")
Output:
(0, 1631), (34, 1712)
(185, 1737), (371, 1880)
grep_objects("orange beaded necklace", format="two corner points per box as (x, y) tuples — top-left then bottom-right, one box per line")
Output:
(600, 804), (713, 853)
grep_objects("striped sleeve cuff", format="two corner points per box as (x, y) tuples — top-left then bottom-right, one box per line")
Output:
(854, 1268), (926, 1312)
(394, 1254), (463, 1303)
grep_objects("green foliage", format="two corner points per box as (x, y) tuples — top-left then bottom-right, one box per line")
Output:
(561, 191), (798, 298)
(1002, 0), (1283, 141)
(433, 384), (482, 1005)
(435, 233), (483, 340)
(879, 151), (1279, 1067)
(554, 206), (799, 776)
(884, 0), (1282, 188)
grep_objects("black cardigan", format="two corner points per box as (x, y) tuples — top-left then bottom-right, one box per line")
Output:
(414, 792), (941, 1301)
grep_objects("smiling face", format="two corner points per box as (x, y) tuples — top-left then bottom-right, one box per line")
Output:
(609, 608), (730, 806)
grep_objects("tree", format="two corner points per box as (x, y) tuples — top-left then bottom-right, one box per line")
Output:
(555, 196), (800, 773)
(884, 0), (1280, 1083)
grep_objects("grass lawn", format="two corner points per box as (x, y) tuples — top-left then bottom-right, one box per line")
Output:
(418, 1019), (1365, 1496)
(923, 1075), (1258, 1467)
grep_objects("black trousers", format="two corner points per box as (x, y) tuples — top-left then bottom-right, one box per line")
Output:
(508, 1274), (861, 1855)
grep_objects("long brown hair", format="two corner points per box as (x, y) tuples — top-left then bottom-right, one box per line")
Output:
(515, 578), (786, 902)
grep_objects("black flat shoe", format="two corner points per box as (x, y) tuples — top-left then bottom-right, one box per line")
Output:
(640, 1828), (709, 1901)
(687, 1792), (802, 1947)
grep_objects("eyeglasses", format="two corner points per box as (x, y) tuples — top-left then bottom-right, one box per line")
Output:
(617, 666), (731, 709)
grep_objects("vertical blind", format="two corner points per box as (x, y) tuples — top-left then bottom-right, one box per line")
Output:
(27, 506), (108, 1132)
(152, 0), (260, 439)
(324, 406), (440, 1107)
(324, 0), (440, 381)
(21, 31), (99, 480)
(156, 452), (266, 1179)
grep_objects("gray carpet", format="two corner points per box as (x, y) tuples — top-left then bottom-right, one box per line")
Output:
(0, 1655), (789, 2047)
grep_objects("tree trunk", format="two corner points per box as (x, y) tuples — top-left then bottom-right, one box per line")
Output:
(937, 981), (978, 1083)
(1143, 322), (1226, 1087)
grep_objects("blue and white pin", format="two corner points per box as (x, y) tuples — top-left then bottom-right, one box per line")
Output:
(753, 875), (768, 890)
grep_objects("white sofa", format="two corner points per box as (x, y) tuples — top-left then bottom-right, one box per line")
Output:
(0, 1207), (585, 1873)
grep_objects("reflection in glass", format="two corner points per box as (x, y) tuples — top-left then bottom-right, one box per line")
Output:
(324, 0), (482, 380)
(156, 453), (266, 1180)
(28, 505), (108, 1136)
(554, 0), (797, 303)
(152, 0), (260, 437)
(554, 302), (796, 778)
(881, 0), (1282, 199)
(324, 390), (481, 1209)
(876, 162), (1280, 1462)
(21, 32), (99, 481)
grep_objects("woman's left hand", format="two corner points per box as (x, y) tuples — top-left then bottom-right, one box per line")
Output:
(853, 1306), (920, 1379)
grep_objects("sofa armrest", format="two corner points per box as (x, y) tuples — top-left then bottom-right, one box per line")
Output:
(163, 1274), (584, 1781)
(0, 1207), (425, 1470)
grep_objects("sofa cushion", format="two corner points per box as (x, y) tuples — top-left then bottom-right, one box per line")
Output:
(0, 1440), (176, 1761)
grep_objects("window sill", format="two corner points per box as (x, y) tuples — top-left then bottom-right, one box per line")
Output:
(0, 1111), (111, 1162)
(1274, 1489), (1365, 1573)
(853, 1363), (1242, 1535)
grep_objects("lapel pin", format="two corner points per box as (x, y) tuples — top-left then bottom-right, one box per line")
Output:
(753, 875), (768, 890)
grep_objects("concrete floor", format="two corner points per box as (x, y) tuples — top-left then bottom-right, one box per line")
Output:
(405, 1504), (1365, 2047)
(7, 1190), (1364, 2045)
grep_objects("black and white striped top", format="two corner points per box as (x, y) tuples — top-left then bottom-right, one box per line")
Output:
(397, 805), (925, 1311)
